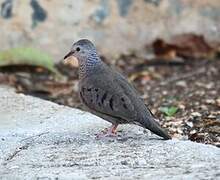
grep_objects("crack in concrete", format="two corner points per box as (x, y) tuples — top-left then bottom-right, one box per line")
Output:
(4, 143), (30, 162)
(20, 132), (49, 142)
(2, 132), (50, 165)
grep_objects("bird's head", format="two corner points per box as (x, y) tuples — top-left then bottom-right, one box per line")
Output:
(64, 39), (98, 67)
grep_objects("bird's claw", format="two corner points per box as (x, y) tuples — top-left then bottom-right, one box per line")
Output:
(95, 125), (118, 139)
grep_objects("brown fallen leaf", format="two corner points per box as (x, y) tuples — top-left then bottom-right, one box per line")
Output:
(152, 39), (178, 60)
(152, 33), (217, 60)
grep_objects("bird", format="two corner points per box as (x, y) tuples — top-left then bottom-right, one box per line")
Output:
(64, 39), (171, 140)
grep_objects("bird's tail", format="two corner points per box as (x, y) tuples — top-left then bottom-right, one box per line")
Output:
(142, 117), (171, 140)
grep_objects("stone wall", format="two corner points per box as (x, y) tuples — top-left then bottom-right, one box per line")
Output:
(0, 0), (219, 59)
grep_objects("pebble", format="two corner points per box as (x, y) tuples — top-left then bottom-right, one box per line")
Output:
(207, 114), (216, 119)
(186, 121), (193, 128)
(199, 105), (208, 111)
(191, 112), (202, 117)
(176, 81), (187, 87)
(162, 91), (168, 95)
(205, 99), (215, 104)
(190, 130), (197, 134)
(178, 104), (185, 110)
(205, 82), (214, 89)
(216, 98), (220, 107)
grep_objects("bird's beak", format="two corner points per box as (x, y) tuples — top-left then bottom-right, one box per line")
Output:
(64, 50), (74, 59)
(63, 51), (79, 67)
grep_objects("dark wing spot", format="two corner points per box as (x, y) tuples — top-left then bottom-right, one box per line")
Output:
(109, 97), (114, 111)
(96, 94), (99, 102)
(80, 91), (86, 103)
(121, 97), (125, 102)
(82, 87), (86, 94)
(123, 103), (128, 109)
(101, 91), (108, 104)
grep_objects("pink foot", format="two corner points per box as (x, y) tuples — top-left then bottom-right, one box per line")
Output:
(96, 124), (118, 139)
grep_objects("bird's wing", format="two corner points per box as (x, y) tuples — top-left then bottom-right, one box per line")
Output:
(79, 68), (139, 123)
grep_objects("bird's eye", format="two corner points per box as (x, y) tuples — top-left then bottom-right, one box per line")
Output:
(76, 47), (80, 52)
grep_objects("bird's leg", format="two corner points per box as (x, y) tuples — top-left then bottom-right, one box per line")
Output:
(96, 124), (118, 138)
(107, 124), (118, 135)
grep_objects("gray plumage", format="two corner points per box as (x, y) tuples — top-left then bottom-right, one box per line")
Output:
(64, 39), (171, 140)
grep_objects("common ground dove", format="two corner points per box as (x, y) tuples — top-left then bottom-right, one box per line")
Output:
(64, 39), (171, 140)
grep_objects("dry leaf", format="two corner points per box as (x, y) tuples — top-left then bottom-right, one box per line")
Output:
(152, 33), (217, 60)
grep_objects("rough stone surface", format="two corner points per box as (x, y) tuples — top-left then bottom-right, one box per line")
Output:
(0, 86), (220, 179)
(0, 0), (219, 59)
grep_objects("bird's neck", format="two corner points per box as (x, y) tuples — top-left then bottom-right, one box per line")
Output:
(79, 53), (102, 79)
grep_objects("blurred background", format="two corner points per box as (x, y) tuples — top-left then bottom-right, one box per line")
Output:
(0, 0), (219, 146)
(0, 0), (220, 58)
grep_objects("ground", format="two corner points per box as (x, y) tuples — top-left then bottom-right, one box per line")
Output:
(0, 87), (219, 179)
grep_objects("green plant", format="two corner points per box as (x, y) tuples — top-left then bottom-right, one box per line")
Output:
(0, 47), (58, 74)
(159, 106), (178, 117)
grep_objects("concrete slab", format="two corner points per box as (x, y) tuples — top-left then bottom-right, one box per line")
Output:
(0, 86), (219, 179)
